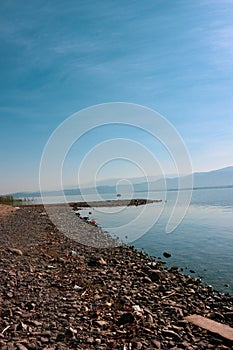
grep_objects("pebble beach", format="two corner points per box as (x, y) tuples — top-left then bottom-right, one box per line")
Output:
(0, 204), (232, 350)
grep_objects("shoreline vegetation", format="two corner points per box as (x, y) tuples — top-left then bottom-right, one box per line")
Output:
(0, 195), (35, 207)
(0, 204), (232, 349)
(0, 195), (23, 206)
(16, 198), (161, 208)
(0, 196), (160, 208)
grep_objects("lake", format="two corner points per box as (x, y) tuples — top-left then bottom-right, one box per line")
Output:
(36, 186), (233, 294)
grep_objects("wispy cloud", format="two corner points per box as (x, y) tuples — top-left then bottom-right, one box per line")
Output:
(0, 0), (233, 192)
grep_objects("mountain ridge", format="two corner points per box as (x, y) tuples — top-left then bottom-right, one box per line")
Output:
(9, 166), (233, 198)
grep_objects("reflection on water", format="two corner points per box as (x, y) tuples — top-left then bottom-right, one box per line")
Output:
(78, 187), (233, 294)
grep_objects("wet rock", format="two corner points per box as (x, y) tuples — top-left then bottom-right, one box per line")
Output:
(163, 252), (172, 258)
(170, 266), (179, 271)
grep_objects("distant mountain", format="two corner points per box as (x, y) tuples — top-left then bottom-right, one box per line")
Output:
(10, 166), (233, 198)
(91, 174), (174, 187)
(133, 166), (233, 192)
(192, 166), (233, 188)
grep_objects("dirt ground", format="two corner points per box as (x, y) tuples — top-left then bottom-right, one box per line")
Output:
(0, 204), (17, 217)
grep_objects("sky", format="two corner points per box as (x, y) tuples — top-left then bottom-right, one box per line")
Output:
(0, 0), (233, 194)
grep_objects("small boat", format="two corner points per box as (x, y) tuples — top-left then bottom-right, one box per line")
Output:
(117, 193), (122, 197)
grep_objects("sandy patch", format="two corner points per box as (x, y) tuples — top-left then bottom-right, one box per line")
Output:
(0, 204), (17, 217)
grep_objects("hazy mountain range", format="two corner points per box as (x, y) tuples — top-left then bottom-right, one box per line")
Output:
(11, 166), (233, 198)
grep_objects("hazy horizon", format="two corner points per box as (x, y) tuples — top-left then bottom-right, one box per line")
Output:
(3, 165), (232, 196)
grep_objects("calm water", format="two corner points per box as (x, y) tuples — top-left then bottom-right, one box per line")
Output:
(35, 187), (233, 293)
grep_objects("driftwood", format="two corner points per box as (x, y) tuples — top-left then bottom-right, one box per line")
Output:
(185, 314), (233, 341)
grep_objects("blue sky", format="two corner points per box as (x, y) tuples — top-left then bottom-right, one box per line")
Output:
(0, 0), (233, 194)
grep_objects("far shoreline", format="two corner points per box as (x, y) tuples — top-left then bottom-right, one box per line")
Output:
(19, 198), (162, 208)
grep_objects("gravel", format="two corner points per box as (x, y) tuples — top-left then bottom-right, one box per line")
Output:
(0, 206), (232, 349)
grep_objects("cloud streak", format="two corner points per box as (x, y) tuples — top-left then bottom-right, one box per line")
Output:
(0, 0), (232, 192)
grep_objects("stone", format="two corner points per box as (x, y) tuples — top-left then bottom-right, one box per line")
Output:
(117, 312), (135, 326)
(94, 320), (108, 327)
(73, 285), (82, 290)
(146, 314), (154, 325)
(148, 269), (165, 282)
(40, 337), (49, 343)
(8, 248), (23, 256)
(16, 344), (29, 350)
(99, 257), (107, 265)
(170, 266), (179, 271)
(151, 339), (161, 349)
(7, 292), (14, 298)
(17, 321), (27, 331)
(132, 305), (142, 313)
(30, 320), (42, 327)
(143, 276), (152, 283)
(132, 341), (143, 349)
(163, 252), (172, 258)
(86, 337), (94, 343)
(162, 330), (181, 340)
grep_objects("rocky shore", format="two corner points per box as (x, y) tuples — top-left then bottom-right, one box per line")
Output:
(0, 206), (232, 350)
(70, 199), (160, 208)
